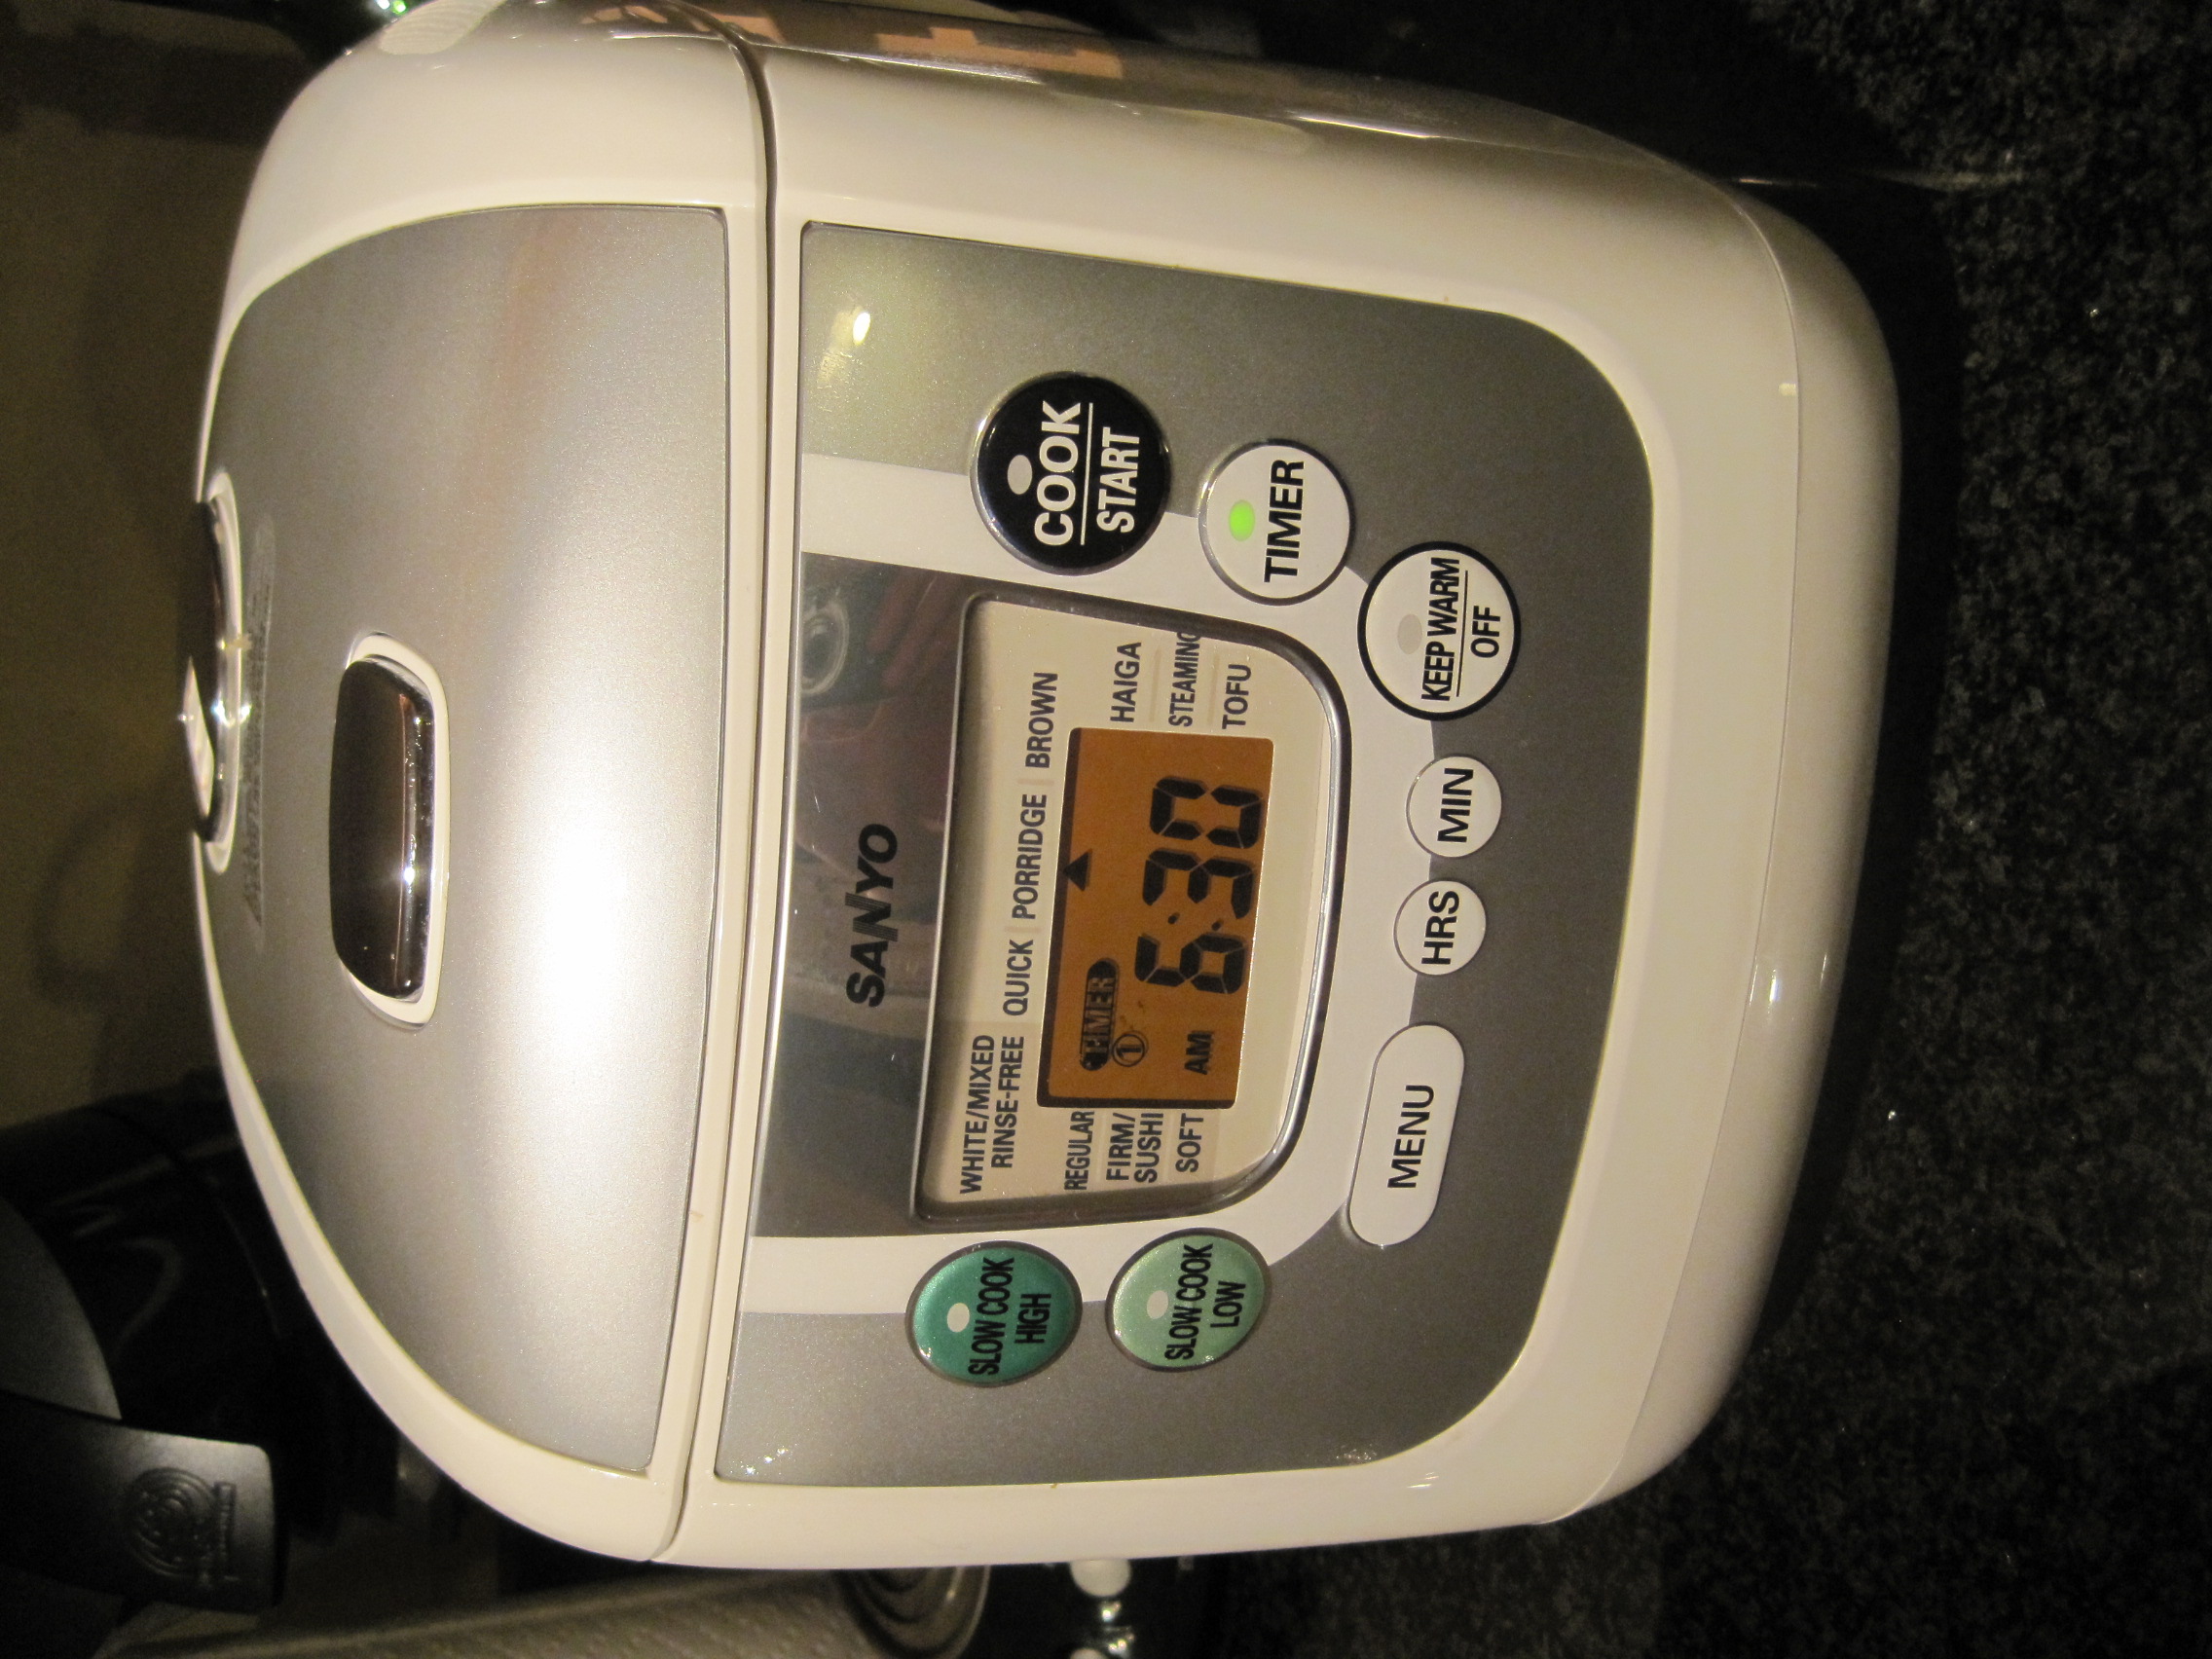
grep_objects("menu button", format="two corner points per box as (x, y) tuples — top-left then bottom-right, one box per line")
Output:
(1349, 1025), (1466, 1246)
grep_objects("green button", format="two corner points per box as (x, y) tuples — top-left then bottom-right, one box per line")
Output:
(909, 1243), (1080, 1385)
(1109, 1232), (1268, 1370)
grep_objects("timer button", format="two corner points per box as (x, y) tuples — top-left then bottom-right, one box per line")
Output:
(1348, 1025), (1466, 1246)
(1109, 1232), (1268, 1370)
(909, 1243), (1080, 1386)
(1407, 756), (1501, 858)
(1394, 879), (1486, 976)
(1198, 442), (1351, 602)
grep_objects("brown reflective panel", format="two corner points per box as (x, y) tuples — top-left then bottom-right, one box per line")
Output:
(328, 659), (432, 1000)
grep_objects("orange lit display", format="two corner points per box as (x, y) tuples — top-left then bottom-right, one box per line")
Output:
(1040, 728), (1274, 1107)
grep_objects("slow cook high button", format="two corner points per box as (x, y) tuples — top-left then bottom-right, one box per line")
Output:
(1348, 1025), (1467, 1247)
(910, 1242), (1080, 1385)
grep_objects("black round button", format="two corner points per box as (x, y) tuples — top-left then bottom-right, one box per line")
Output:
(975, 374), (1168, 571)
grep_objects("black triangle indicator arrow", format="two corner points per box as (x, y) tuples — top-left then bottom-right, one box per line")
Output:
(1065, 851), (1092, 891)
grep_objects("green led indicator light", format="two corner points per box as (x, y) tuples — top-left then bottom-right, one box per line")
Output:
(1228, 499), (1256, 541)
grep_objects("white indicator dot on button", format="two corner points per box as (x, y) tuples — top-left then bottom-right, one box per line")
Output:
(945, 1302), (971, 1333)
(1146, 1289), (1170, 1320)
(1394, 880), (1486, 975)
(1199, 442), (1352, 603)
(1408, 756), (1501, 858)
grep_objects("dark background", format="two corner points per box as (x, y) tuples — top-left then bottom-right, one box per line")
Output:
(1210, 3), (2212, 1655)
(4, 0), (2208, 1651)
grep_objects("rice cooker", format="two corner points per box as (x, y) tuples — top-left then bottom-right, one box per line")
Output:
(186, 0), (1898, 1568)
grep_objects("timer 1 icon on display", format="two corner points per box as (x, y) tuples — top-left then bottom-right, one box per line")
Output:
(975, 374), (1168, 571)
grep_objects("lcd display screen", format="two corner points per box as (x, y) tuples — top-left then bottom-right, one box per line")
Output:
(1039, 727), (1274, 1107)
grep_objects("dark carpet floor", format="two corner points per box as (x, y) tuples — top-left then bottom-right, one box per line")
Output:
(1213, 1), (2212, 1654)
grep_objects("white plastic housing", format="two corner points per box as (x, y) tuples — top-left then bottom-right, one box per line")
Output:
(196, 0), (1895, 1567)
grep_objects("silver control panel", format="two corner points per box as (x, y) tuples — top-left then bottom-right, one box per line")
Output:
(719, 225), (1651, 1488)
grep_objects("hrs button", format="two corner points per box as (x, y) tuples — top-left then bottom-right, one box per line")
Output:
(1199, 442), (1352, 602)
(976, 374), (1167, 572)
(1394, 880), (1486, 976)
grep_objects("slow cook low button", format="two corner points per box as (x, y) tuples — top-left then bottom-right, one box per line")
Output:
(1348, 1025), (1466, 1247)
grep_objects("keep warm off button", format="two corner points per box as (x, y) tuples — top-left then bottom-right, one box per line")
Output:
(1348, 1025), (1466, 1247)
(1359, 544), (1519, 718)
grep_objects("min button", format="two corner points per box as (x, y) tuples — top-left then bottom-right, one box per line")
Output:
(1407, 756), (1501, 858)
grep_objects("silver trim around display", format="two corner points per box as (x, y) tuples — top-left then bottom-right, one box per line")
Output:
(751, 559), (1348, 1237)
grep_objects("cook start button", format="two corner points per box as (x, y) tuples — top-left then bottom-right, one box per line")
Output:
(976, 374), (1168, 572)
(1359, 544), (1519, 718)
(1109, 1232), (1268, 1370)
(1348, 1025), (1466, 1246)
(1198, 442), (1352, 602)
(909, 1242), (1080, 1385)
